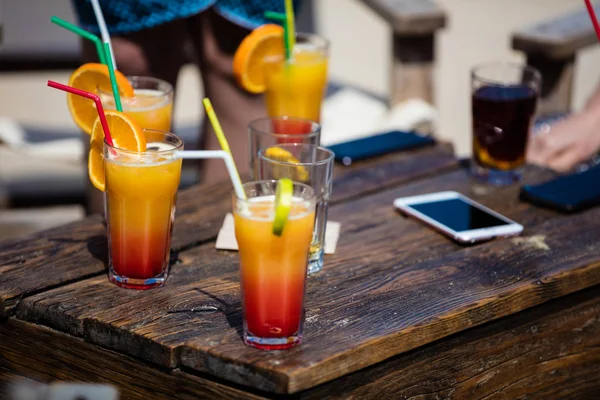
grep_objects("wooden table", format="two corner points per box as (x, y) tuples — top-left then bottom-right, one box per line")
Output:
(2, 144), (600, 399)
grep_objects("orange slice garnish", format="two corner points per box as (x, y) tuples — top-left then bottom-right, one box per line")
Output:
(68, 63), (134, 135)
(233, 24), (285, 94)
(88, 111), (146, 192)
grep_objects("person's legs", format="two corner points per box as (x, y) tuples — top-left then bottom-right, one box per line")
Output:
(188, 9), (266, 184)
(80, 20), (189, 215)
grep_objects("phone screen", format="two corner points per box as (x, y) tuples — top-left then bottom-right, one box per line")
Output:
(410, 198), (510, 232)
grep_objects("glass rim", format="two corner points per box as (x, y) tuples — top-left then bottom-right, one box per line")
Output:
(235, 179), (316, 203)
(248, 116), (321, 139)
(104, 129), (183, 155)
(295, 32), (330, 51)
(98, 75), (174, 98)
(263, 32), (330, 63)
(471, 61), (542, 86)
(258, 143), (335, 167)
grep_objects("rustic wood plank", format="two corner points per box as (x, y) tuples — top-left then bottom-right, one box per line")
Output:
(298, 286), (600, 399)
(0, 216), (106, 319)
(361, 0), (446, 34)
(0, 318), (267, 400)
(512, 5), (599, 59)
(16, 166), (574, 394)
(0, 144), (457, 317)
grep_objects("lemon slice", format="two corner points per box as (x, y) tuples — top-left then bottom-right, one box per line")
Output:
(264, 147), (309, 182)
(272, 178), (293, 236)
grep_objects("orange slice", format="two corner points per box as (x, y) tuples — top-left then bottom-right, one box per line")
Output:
(88, 111), (146, 192)
(233, 24), (284, 94)
(68, 63), (134, 135)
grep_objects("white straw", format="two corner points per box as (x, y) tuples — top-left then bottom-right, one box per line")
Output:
(90, 0), (117, 71)
(175, 150), (246, 199)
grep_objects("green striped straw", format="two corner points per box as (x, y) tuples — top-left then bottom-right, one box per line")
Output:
(50, 16), (107, 65)
(264, 11), (291, 61)
(103, 42), (123, 112)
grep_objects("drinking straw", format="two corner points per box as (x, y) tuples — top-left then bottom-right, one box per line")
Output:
(50, 16), (107, 65)
(90, 0), (117, 71)
(47, 80), (114, 146)
(585, 0), (600, 42)
(175, 150), (246, 199)
(103, 42), (123, 112)
(264, 11), (291, 60)
(202, 98), (246, 199)
(284, 0), (296, 56)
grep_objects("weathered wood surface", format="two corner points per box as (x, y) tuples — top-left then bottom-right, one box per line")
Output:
(20, 166), (600, 395)
(361, 0), (446, 34)
(299, 285), (600, 399)
(5, 288), (600, 400)
(0, 319), (266, 400)
(512, 5), (600, 59)
(0, 143), (456, 317)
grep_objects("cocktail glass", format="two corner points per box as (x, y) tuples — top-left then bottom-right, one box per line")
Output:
(248, 116), (321, 180)
(99, 76), (173, 131)
(264, 33), (329, 122)
(471, 62), (541, 185)
(257, 144), (334, 274)
(104, 129), (183, 289)
(233, 180), (316, 350)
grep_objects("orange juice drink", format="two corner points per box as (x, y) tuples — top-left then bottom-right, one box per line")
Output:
(105, 130), (183, 289)
(100, 76), (173, 131)
(264, 33), (329, 122)
(233, 180), (315, 350)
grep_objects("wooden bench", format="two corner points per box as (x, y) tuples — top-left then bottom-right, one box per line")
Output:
(360, 0), (446, 107)
(512, 5), (600, 117)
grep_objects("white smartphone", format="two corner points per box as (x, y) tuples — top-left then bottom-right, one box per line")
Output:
(393, 191), (523, 244)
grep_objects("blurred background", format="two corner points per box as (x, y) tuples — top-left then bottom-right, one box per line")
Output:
(1, 0), (599, 240)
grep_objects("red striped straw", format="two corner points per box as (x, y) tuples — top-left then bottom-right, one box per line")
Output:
(47, 80), (114, 146)
(585, 0), (600, 41)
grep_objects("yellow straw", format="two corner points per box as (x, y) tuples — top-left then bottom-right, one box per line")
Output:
(202, 98), (246, 198)
(284, 0), (296, 53)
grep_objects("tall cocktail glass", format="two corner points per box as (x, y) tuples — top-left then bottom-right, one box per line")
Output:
(471, 62), (541, 185)
(248, 116), (321, 180)
(233, 180), (316, 350)
(264, 33), (329, 122)
(99, 76), (173, 131)
(257, 144), (334, 274)
(104, 129), (183, 289)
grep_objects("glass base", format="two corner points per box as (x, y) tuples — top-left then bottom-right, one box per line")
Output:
(243, 332), (302, 350)
(470, 162), (523, 186)
(308, 249), (324, 274)
(108, 266), (167, 290)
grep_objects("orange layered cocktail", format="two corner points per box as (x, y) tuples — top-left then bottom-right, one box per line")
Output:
(233, 180), (315, 349)
(99, 76), (173, 132)
(264, 33), (329, 122)
(102, 128), (183, 289)
(233, 26), (330, 122)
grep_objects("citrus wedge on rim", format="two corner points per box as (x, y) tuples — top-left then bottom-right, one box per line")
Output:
(272, 178), (293, 236)
(263, 146), (309, 182)
(88, 111), (146, 192)
(68, 63), (134, 135)
(233, 24), (284, 94)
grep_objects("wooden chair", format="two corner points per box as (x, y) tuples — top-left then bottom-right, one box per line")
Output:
(512, 5), (600, 117)
(360, 0), (446, 107)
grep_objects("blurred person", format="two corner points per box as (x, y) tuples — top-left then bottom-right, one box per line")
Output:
(72, 0), (302, 213)
(528, 85), (600, 172)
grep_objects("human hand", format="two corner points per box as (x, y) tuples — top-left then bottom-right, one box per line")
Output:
(527, 111), (600, 172)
